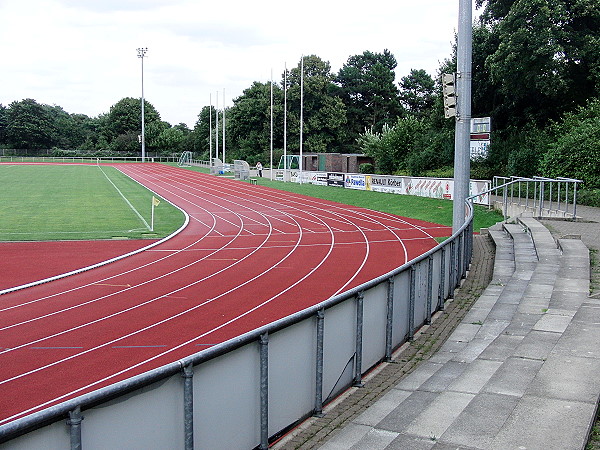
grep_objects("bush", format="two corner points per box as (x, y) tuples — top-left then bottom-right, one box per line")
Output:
(577, 189), (600, 207)
(359, 163), (374, 174)
(540, 98), (600, 189)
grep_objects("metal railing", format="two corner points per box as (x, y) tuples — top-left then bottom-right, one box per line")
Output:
(491, 176), (582, 220)
(0, 201), (475, 450)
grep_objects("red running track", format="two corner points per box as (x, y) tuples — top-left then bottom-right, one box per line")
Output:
(0, 163), (451, 425)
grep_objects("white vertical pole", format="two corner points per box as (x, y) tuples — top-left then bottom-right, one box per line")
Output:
(299, 55), (304, 184)
(223, 88), (226, 165)
(209, 93), (212, 170)
(453, 0), (473, 232)
(151, 200), (155, 231)
(141, 54), (145, 163)
(216, 91), (219, 166)
(270, 69), (274, 181)
(137, 47), (148, 163)
(284, 62), (288, 180)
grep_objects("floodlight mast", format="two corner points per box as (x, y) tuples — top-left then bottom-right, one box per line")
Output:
(137, 47), (148, 163)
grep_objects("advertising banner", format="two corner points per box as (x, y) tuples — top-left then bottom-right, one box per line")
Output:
(276, 170), (490, 206)
(308, 172), (328, 186)
(345, 174), (366, 190)
(365, 175), (404, 194)
(327, 172), (345, 188)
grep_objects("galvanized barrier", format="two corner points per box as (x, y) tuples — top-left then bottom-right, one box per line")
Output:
(491, 176), (582, 220)
(0, 203), (475, 450)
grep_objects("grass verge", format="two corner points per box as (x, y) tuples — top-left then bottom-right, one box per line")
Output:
(251, 177), (504, 233)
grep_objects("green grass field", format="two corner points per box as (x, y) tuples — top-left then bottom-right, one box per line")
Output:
(0, 164), (185, 241)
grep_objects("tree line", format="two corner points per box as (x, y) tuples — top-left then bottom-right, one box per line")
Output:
(1, 0), (598, 190)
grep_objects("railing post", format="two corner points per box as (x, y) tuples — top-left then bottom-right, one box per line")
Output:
(457, 232), (464, 283)
(565, 181), (570, 216)
(67, 406), (83, 450)
(573, 181), (579, 219)
(408, 266), (416, 340)
(314, 309), (325, 417)
(385, 277), (395, 361)
(426, 256), (433, 324)
(259, 333), (269, 450)
(439, 246), (446, 311)
(449, 240), (456, 299)
(539, 180), (545, 217)
(182, 363), (194, 450)
(353, 291), (364, 387)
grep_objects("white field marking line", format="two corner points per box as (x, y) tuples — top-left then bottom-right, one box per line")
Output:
(97, 165), (151, 231)
(0, 201), (256, 332)
(0, 196), (308, 391)
(212, 212), (256, 235)
(0, 200), (335, 424)
(117, 167), (330, 241)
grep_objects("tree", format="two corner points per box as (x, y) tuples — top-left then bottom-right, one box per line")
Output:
(102, 97), (162, 141)
(5, 99), (54, 149)
(0, 104), (8, 145)
(399, 69), (436, 119)
(476, 0), (600, 128)
(540, 98), (600, 188)
(335, 50), (401, 150)
(226, 81), (280, 163)
(286, 55), (347, 153)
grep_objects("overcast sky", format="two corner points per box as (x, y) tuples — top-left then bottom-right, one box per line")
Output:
(0, 0), (479, 128)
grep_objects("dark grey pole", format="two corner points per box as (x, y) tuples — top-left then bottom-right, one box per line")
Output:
(68, 406), (83, 450)
(182, 363), (194, 450)
(353, 292), (364, 387)
(259, 333), (269, 450)
(426, 256), (434, 324)
(408, 266), (416, 340)
(439, 246), (447, 310)
(385, 277), (395, 361)
(452, 0), (473, 233)
(314, 309), (325, 417)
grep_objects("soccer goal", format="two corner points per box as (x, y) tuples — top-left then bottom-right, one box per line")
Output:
(178, 151), (193, 167)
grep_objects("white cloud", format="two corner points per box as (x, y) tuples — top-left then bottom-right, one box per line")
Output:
(0, 0), (478, 127)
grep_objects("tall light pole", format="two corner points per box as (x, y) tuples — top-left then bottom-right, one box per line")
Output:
(137, 47), (148, 163)
(452, 0), (472, 232)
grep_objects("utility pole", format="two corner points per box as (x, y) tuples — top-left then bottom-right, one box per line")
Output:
(452, 0), (472, 232)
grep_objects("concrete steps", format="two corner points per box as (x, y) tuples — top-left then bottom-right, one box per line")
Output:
(319, 218), (598, 450)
